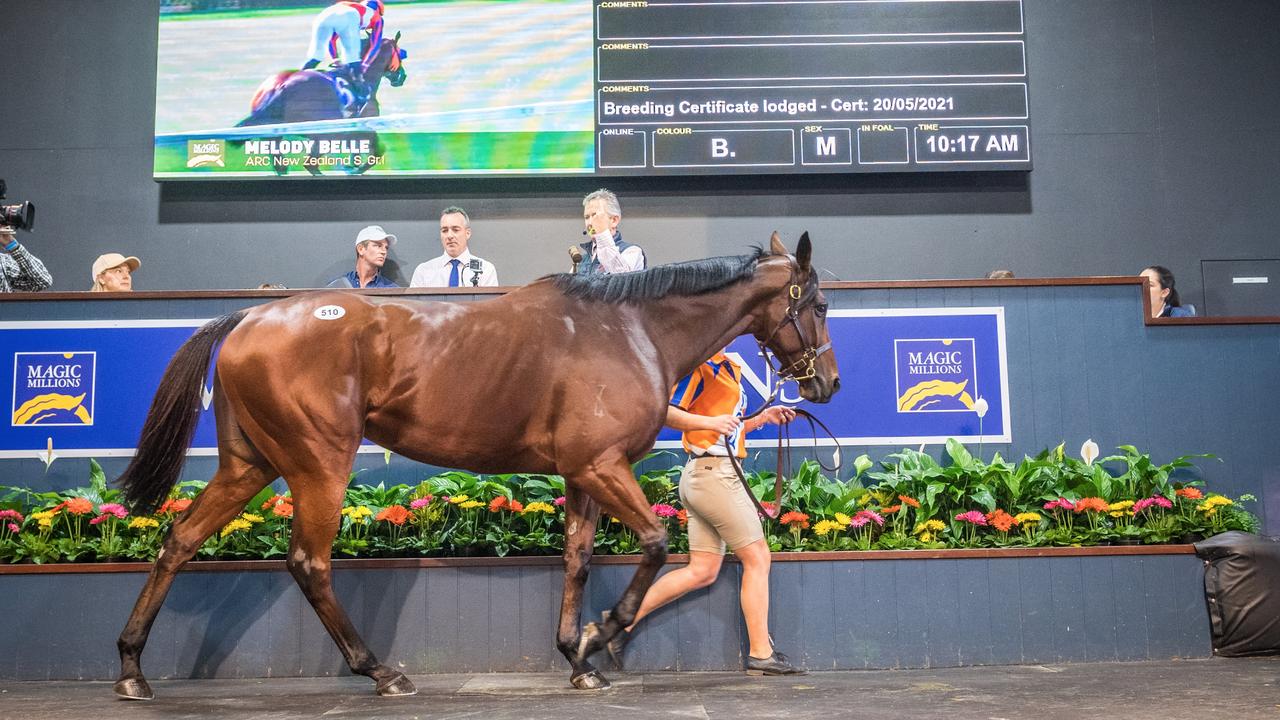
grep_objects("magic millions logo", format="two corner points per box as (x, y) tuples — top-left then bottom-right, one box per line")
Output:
(11, 352), (96, 426)
(186, 139), (225, 168)
(894, 339), (978, 412)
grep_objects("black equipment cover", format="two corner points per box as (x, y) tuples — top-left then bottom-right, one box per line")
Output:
(1195, 531), (1280, 656)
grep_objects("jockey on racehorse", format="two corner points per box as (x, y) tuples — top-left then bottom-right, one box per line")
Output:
(301, 0), (385, 115)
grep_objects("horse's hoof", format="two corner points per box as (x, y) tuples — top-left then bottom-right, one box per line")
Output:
(113, 677), (154, 701)
(570, 669), (612, 690)
(376, 673), (417, 697)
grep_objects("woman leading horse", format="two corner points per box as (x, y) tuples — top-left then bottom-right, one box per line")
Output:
(112, 232), (839, 699)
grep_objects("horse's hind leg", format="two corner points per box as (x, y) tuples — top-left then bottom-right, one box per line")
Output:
(285, 468), (416, 696)
(555, 484), (605, 689)
(114, 454), (276, 700)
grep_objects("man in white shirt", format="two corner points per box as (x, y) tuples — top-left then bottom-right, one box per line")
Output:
(410, 206), (499, 287)
(576, 188), (646, 275)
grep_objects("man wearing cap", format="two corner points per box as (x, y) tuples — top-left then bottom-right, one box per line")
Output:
(90, 253), (140, 292)
(333, 225), (400, 289)
(410, 206), (499, 288)
(0, 227), (52, 293)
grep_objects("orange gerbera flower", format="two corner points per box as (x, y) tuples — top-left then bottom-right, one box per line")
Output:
(63, 497), (94, 515)
(882, 504), (902, 515)
(489, 497), (508, 512)
(158, 498), (193, 515)
(376, 505), (410, 525)
(676, 509), (688, 527)
(1175, 487), (1204, 500)
(898, 494), (921, 508)
(1074, 497), (1109, 514)
(986, 509), (1019, 533)
(260, 495), (292, 510)
(271, 502), (294, 518)
(778, 511), (810, 529)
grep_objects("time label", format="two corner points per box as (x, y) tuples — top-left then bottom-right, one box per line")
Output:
(914, 125), (1030, 164)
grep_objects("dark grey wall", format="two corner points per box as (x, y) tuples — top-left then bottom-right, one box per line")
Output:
(0, 554), (1211, 679)
(1, 1), (1278, 305)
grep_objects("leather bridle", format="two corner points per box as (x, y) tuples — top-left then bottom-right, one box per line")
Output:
(722, 263), (841, 520)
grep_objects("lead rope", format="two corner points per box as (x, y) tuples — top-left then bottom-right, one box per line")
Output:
(724, 406), (842, 520)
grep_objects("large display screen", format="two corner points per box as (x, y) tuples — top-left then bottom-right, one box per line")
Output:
(154, 0), (1030, 179)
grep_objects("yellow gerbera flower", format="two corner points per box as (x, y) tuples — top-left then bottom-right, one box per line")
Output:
(914, 519), (946, 534)
(129, 516), (160, 529)
(241, 513), (265, 523)
(813, 519), (843, 536)
(522, 502), (556, 514)
(833, 512), (852, 527)
(220, 518), (252, 538)
(1107, 501), (1134, 511)
(459, 500), (484, 509)
(1014, 512), (1041, 524)
(448, 494), (471, 505)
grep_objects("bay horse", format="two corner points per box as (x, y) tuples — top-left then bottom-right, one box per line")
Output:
(235, 33), (407, 175)
(112, 233), (839, 700)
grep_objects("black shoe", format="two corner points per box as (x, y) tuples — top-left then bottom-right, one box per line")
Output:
(745, 651), (807, 676)
(607, 627), (632, 669)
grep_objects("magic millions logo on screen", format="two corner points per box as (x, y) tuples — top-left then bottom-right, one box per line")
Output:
(894, 338), (978, 412)
(11, 352), (96, 426)
(186, 139), (225, 168)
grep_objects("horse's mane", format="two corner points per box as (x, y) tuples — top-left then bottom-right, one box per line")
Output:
(549, 248), (775, 303)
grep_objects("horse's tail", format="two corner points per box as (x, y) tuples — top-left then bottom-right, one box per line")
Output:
(117, 311), (247, 514)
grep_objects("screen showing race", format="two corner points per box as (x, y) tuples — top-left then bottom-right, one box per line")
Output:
(153, 0), (1030, 179)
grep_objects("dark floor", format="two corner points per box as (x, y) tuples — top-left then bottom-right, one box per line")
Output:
(1, 658), (1277, 720)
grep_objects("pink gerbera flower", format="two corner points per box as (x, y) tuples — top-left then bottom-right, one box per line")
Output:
(554, 496), (566, 507)
(409, 496), (433, 510)
(98, 503), (128, 519)
(954, 510), (988, 525)
(855, 509), (885, 527)
(651, 503), (678, 518)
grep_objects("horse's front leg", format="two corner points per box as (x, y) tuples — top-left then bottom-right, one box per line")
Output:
(555, 484), (608, 689)
(573, 456), (669, 665)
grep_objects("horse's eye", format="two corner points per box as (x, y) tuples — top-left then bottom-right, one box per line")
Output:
(814, 303), (828, 317)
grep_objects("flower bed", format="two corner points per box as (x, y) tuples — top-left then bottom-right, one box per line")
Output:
(0, 441), (1259, 564)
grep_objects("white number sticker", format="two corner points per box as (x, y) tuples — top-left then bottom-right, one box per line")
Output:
(314, 305), (346, 320)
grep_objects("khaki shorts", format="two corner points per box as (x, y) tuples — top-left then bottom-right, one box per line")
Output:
(678, 455), (765, 555)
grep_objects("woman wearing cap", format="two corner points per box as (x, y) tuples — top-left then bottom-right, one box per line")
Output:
(90, 253), (140, 292)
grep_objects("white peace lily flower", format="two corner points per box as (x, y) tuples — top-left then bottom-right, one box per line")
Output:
(1081, 439), (1100, 466)
(38, 437), (58, 471)
(831, 447), (841, 468)
(973, 397), (989, 419)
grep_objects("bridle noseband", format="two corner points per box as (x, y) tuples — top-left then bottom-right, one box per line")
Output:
(723, 262), (841, 520)
(755, 265), (833, 392)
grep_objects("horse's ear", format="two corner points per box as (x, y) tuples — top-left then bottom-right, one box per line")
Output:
(795, 231), (812, 271)
(769, 231), (787, 256)
(394, 31), (402, 43)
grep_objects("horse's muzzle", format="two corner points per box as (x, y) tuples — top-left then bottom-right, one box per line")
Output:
(798, 374), (839, 403)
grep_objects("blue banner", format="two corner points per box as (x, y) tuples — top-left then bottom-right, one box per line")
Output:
(1, 309), (1008, 458)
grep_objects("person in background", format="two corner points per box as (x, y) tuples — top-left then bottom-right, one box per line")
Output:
(576, 188), (645, 274)
(1141, 265), (1195, 318)
(333, 225), (399, 288)
(410, 206), (499, 287)
(986, 269), (1015, 279)
(90, 253), (140, 292)
(0, 226), (53, 292)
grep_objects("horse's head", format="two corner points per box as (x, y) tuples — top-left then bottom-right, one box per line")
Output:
(752, 232), (840, 403)
(373, 31), (407, 87)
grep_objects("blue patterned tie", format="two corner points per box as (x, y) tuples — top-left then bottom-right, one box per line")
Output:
(448, 258), (461, 287)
